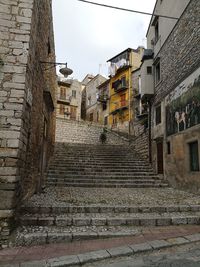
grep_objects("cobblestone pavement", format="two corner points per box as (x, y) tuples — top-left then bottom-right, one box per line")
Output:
(27, 187), (200, 206)
(85, 241), (200, 267)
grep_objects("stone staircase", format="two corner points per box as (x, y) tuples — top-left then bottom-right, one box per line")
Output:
(13, 120), (200, 247)
(46, 143), (168, 188)
(15, 197), (200, 246)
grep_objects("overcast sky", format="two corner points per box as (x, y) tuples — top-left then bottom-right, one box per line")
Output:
(52, 0), (156, 81)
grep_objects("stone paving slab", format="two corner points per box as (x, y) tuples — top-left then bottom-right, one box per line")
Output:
(1, 226), (200, 266)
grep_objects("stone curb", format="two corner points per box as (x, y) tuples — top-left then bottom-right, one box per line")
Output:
(21, 205), (200, 215)
(20, 214), (200, 228)
(2, 233), (200, 267)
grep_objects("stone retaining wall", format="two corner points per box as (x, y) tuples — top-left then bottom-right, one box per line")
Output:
(56, 118), (129, 145)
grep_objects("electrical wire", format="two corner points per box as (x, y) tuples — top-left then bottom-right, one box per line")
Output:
(77, 0), (179, 20)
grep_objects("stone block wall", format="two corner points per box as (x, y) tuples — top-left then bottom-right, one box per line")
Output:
(151, 0), (200, 190)
(153, 0), (200, 105)
(56, 118), (129, 145)
(0, 0), (56, 247)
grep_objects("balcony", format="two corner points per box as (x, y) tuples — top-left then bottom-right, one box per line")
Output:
(57, 95), (71, 104)
(112, 79), (129, 93)
(135, 104), (148, 119)
(111, 100), (129, 115)
(97, 94), (109, 103)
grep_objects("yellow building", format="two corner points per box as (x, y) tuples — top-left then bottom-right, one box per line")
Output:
(107, 47), (144, 133)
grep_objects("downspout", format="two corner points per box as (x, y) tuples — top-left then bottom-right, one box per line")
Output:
(148, 99), (152, 163)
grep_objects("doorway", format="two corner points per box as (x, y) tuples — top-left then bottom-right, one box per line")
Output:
(157, 141), (164, 174)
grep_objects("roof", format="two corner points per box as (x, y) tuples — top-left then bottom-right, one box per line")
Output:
(131, 67), (141, 74)
(97, 79), (110, 89)
(107, 48), (134, 62)
(57, 80), (70, 87)
(86, 74), (107, 87)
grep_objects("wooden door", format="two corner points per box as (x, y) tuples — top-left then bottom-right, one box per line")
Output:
(157, 142), (164, 174)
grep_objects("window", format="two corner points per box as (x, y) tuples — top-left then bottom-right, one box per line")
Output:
(97, 111), (99, 122)
(89, 113), (93, 121)
(167, 141), (171, 155)
(155, 105), (161, 125)
(155, 19), (159, 43)
(147, 66), (152, 75)
(102, 102), (107, 111)
(121, 76), (126, 87)
(104, 116), (108, 125)
(72, 90), (76, 98)
(189, 141), (199, 171)
(120, 94), (126, 107)
(59, 104), (65, 115)
(60, 87), (66, 99)
(88, 96), (91, 106)
(155, 61), (161, 84)
(70, 106), (77, 120)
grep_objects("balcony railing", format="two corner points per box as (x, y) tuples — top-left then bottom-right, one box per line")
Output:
(112, 79), (129, 92)
(58, 95), (71, 103)
(97, 94), (109, 103)
(111, 100), (129, 114)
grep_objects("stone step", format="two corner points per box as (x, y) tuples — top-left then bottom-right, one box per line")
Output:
(46, 182), (168, 188)
(13, 226), (139, 247)
(52, 156), (145, 160)
(49, 162), (151, 167)
(48, 170), (155, 175)
(47, 179), (164, 185)
(47, 173), (159, 178)
(48, 175), (159, 180)
(48, 166), (153, 171)
(19, 211), (200, 228)
(20, 205), (200, 215)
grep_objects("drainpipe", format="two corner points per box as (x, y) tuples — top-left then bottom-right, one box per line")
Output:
(148, 99), (152, 164)
(128, 64), (131, 138)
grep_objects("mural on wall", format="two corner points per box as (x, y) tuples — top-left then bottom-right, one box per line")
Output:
(166, 69), (200, 136)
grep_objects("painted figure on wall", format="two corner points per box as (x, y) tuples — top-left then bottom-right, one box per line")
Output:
(166, 74), (200, 136)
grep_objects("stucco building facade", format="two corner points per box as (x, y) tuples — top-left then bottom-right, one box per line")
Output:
(85, 74), (107, 122)
(57, 78), (82, 121)
(107, 47), (144, 133)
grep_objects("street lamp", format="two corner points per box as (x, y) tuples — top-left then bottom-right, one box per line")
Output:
(40, 61), (73, 78)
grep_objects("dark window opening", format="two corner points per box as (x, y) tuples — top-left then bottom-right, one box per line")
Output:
(104, 116), (108, 125)
(167, 141), (171, 155)
(72, 90), (76, 98)
(189, 141), (199, 172)
(155, 20), (159, 43)
(89, 113), (93, 121)
(121, 76), (126, 87)
(47, 39), (51, 54)
(102, 102), (107, 110)
(147, 66), (152, 75)
(155, 62), (161, 84)
(155, 105), (161, 125)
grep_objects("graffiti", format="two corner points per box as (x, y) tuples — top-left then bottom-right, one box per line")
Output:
(166, 74), (200, 136)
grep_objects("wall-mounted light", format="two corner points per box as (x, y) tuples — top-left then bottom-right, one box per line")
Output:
(40, 61), (73, 78)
